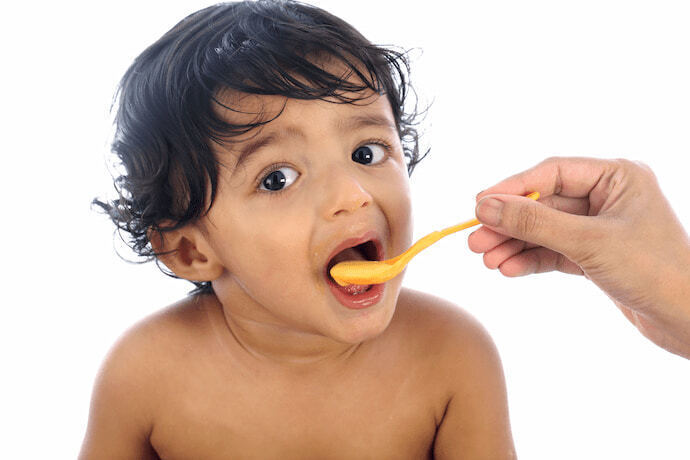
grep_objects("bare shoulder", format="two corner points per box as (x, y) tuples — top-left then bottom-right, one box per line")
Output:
(102, 293), (213, 374)
(394, 287), (499, 362)
(390, 287), (506, 402)
(393, 287), (516, 459)
(124, 292), (215, 348)
(79, 294), (214, 459)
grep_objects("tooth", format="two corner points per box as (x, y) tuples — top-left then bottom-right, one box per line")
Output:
(343, 284), (369, 295)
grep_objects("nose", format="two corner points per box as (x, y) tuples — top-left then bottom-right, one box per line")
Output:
(323, 172), (373, 219)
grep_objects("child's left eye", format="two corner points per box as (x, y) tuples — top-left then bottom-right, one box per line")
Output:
(351, 143), (388, 166)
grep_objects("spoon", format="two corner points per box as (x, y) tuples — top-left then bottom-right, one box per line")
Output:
(330, 192), (540, 286)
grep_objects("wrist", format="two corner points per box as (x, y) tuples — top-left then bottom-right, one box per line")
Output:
(676, 245), (690, 308)
(657, 244), (690, 351)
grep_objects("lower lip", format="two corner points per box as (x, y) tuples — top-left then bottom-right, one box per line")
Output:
(326, 278), (385, 310)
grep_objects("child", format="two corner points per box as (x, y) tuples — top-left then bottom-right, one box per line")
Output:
(82, 1), (515, 458)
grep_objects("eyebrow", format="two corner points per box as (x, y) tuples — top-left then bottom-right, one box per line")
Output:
(232, 113), (397, 172)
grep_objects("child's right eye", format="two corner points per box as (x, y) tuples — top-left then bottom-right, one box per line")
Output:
(257, 164), (299, 194)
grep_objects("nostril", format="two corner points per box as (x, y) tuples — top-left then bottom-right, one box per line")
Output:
(328, 178), (372, 217)
(333, 200), (369, 217)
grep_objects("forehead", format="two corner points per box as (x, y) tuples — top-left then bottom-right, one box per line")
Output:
(209, 53), (397, 167)
(215, 87), (394, 130)
(213, 54), (395, 137)
(211, 88), (397, 169)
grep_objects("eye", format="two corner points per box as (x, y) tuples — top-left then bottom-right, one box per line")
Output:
(257, 165), (299, 193)
(352, 142), (389, 165)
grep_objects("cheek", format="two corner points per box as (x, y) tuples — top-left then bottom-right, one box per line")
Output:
(232, 213), (314, 285)
(384, 168), (414, 249)
(234, 230), (322, 323)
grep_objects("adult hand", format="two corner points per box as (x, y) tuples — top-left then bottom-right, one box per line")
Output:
(469, 157), (690, 359)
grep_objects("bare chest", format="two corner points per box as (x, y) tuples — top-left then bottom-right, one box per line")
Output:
(149, 361), (442, 459)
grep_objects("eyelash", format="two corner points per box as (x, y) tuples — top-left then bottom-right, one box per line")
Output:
(254, 138), (394, 198)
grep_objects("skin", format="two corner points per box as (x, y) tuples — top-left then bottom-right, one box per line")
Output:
(197, 90), (415, 358)
(79, 86), (516, 458)
(469, 156), (690, 359)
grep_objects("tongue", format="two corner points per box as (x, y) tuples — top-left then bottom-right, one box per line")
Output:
(330, 246), (372, 295)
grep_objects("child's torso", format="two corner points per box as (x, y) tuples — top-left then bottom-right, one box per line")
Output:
(144, 291), (449, 459)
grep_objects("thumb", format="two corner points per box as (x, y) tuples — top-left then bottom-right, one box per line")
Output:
(475, 194), (597, 262)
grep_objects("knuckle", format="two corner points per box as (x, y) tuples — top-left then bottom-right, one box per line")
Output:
(483, 252), (497, 269)
(633, 159), (651, 171)
(542, 155), (563, 167)
(632, 160), (657, 180)
(515, 203), (540, 236)
(572, 220), (611, 266)
(554, 252), (568, 273)
(614, 158), (658, 184)
(614, 157), (646, 174)
(612, 157), (635, 174)
(613, 158), (634, 169)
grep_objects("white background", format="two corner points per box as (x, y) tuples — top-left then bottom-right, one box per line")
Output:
(2, 1), (689, 458)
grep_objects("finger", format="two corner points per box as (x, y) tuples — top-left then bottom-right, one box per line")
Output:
(498, 247), (584, 277)
(475, 194), (602, 263)
(468, 226), (512, 253)
(537, 194), (591, 216)
(476, 156), (616, 201)
(468, 195), (590, 253)
(482, 238), (528, 270)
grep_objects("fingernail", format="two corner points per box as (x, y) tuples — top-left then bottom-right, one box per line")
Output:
(476, 198), (503, 227)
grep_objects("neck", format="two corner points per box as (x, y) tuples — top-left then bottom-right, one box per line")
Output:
(207, 285), (364, 373)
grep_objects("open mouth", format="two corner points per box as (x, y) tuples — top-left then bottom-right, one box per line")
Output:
(325, 239), (381, 287)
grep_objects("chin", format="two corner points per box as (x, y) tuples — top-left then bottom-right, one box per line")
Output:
(334, 300), (397, 344)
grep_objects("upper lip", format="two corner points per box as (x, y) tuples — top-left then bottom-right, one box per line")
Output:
(323, 230), (384, 281)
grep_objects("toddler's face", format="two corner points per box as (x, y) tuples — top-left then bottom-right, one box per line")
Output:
(200, 88), (413, 344)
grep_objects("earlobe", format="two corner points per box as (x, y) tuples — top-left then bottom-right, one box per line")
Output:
(148, 225), (224, 282)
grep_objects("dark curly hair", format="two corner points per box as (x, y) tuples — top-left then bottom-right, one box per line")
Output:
(93, 0), (429, 295)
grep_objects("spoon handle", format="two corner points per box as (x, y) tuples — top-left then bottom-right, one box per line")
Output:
(396, 191), (541, 266)
(439, 217), (481, 237)
(396, 219), (478, 266)
(439, 191), (541, 237)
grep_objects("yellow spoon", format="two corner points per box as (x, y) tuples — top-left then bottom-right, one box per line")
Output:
(330, 192), (540, 286)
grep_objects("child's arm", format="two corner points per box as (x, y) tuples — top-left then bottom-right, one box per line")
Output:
(426, 298), (516, 459)
(79, 328), (159, 460)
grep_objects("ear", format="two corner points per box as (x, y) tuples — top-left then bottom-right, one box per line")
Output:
(148, 224), (224, 282)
